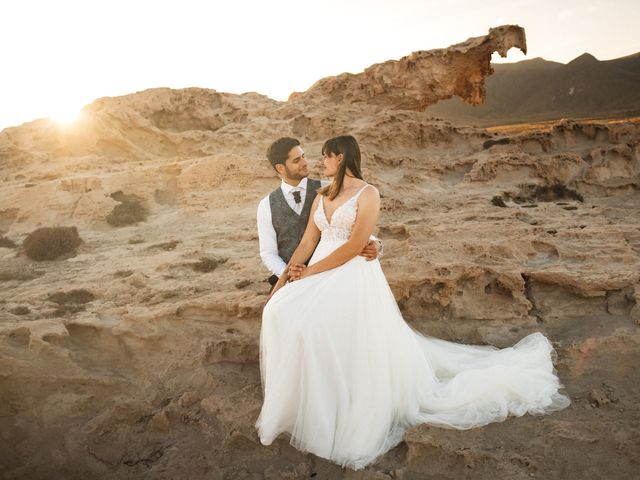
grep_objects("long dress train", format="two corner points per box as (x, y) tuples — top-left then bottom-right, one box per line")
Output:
(255, 184), (570, 470)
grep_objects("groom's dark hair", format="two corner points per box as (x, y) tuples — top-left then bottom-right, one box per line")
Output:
(267, 137), (300, 171)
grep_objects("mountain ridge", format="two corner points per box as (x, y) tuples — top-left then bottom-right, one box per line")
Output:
(427, 51), (640, 126)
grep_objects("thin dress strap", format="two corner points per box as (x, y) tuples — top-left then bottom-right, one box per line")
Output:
(353, 183), (370, 201)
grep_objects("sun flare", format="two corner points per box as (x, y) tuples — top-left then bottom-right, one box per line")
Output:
(49, 105), (81, 126)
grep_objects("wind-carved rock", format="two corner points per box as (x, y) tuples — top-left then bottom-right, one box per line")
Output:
(293, 25), (527, 110)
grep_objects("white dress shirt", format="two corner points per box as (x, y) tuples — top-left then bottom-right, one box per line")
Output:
(257, 178), (382, 277)
(257, 178), (325, 276)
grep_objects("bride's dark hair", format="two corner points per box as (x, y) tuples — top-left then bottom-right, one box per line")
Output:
(319, 135), (364, 200)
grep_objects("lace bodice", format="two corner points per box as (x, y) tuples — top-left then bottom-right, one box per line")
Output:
(314, 184), (370, 242)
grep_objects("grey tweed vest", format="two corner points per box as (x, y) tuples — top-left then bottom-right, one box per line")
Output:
(269, 178), (322, 264)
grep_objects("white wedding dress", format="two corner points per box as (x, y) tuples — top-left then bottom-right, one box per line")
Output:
(256, 184), (570, 470)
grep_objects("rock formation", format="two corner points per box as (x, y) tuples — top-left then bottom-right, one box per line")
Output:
(1, 26), (639, 480)
(295, 25), (527, 110)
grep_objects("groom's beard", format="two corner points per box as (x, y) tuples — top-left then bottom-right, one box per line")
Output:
(284, 165), (307, 181)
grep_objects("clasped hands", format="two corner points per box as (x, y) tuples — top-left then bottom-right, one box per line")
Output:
(286, 263), (308, 282)
(287, 240), (378, 282)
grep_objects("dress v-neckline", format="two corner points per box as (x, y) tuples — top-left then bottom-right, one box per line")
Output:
(321, 184), (369, 225)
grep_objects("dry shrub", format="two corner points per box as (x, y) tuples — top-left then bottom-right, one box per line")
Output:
(106, 201), (148, 226)
(192, 257), (227, 273)
(23, 227), (82, 261)
(531, 184), (584, 202)
(47, 289), (94, 317)
(0, 236), (17, 248)
(10, 306), (30, 315)
(47, 289), (95, 305)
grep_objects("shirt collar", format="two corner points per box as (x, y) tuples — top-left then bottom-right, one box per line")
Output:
(280, 177), (308, 195)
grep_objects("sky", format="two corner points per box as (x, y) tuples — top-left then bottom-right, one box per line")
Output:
(1, 0), (638, 131)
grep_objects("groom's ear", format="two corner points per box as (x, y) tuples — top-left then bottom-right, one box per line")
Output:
(275, 163), (285, 176)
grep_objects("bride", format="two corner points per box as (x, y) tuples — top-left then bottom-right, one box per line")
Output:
(255, 135), (570, 470)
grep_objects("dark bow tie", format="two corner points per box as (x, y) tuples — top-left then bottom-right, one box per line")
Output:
(292, 190), (302, 204)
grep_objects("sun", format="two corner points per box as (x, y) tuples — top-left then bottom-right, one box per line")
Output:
(48, 104), (82, 126)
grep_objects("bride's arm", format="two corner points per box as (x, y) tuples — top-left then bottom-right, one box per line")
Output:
(300, 186), (380, 278)
(269, 195), (322, 295)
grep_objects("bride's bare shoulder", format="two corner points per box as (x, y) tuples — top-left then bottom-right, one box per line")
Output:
(360, 183), (380, 198)
(357, 184), (380, 211)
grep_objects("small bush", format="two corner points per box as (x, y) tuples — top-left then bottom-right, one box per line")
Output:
(532, 184), (584, 202)
(47, 289), (94, 317)
(0, 236), (17, 248)
(106, 201), (148, 226)
(192, 257), (227, 273)
(10, 306), (30, 315)
(23, 227), (82, 261)
(47, 289), (95, 305)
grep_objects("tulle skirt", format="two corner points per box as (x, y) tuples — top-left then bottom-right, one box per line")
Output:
(255, 240), (570, 470)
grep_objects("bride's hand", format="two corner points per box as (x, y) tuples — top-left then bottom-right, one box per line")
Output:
(288, 263), (306, 281)
(297, 265), (314, 280)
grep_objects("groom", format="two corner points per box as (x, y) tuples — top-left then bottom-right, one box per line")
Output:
(257, 137), (380, 287)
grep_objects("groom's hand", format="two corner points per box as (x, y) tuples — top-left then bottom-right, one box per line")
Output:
(359, 240), (378, 261)
(288, 263), (306, 281)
